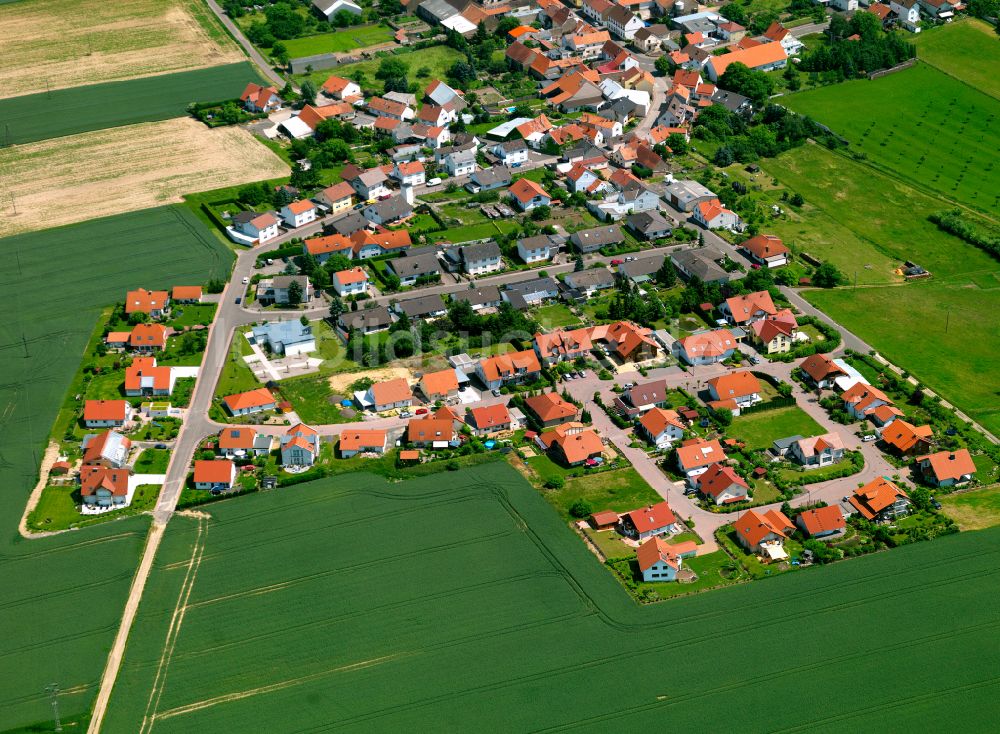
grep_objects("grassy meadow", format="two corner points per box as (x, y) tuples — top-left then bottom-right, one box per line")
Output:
(101, 461), (1000, 731)
(913, 18), (1000, 100)
(728, 405), (825, 450)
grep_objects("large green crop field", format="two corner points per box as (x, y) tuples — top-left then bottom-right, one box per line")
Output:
(913, 18), (1000, 100)
(0, 205), (233, 731)
(784, 62), (1000, 215)
(0, 62), (261, 145)
(760, 144), (1000, 436)
(102, 461), (1000, 731)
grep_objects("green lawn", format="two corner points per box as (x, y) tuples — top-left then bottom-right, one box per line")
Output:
(133, 448), (171, 474)
(784, 63), (1000, 216)
(727, 406), (825, 450)
(0, 62), (262, 145)
(528, 459), (663, 520)
(295, 45), (466, 90)
(535, 303), (580, 329)
(279, 25), (394, 58)
(168, 303), (217, 328)
(914, 18), (1000, 100)
(215, 333), (261, 399)
(26, 482), (161, 533)
(425, 220), (519, 244)
(939, 485), (1000, 531)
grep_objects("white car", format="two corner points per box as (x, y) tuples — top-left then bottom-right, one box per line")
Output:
(241, 276), (249, 284)
(861, 434), (877, 442)
(426, 177), (442, 187)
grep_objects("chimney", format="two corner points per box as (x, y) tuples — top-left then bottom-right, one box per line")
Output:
(402, 184), (414, 206)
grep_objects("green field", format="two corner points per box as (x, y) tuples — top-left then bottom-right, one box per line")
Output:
(914, 18), (1000, 100)
(280, 25), (394, 57)
(940, 485), (1000, 531)
(102, 461), (1000, 731)
(0, 205), (233, 730)
(0, 62), (261, 145)
(728, 405), (825, 450)
(295, 45), (466, 89)
(784, 63), (1000, 215)
(535, 303), (581, 328)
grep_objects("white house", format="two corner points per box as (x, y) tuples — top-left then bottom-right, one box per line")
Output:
(516, 235), (554, 264)
(637, 536), (698, 582)
(444, 148), (477, 177)
(332, 267), (369, 297)
(492, 139), (530, 167)
(392, 160), (426, 186)
(693, 199), (741, 230)
(606, 6), (645, 41)
(320, 75), (361, 101)
(193, 460), (236, 491)
(218, 426), (272, 459)
(281, 424), (321, 467)
(675, 438), (727, 485)
(889, 0), (921, 31)
(637, 408), (685, 450)
(790, 433), (846, 469)
(232, 211), (280, 244)
(250, 320), (316, 357)
(460, 242), (503, 276)
(280, 200), (318, 228)
(706, 371), (762, 412)
(313, 0), (363, 20)
(240, 83), (282, 113)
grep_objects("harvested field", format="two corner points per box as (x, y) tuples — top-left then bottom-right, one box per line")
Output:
(327, 367), (413, 393)
(0, 0), (241, 98)
(0, 117), (289, 237)
(102, 462), (1000, 731)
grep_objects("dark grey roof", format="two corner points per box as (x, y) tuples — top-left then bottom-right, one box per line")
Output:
(340, 305), (392, 330)
(671, 246), (731, 283)
(503, 276), (559, 297)
(386, 248), (441, 277)
(471, 166), (511, 188)
(517, 234), (559, 251)
(564, 143), (606, 162)
(397, 293), (447, 317)
(565, 268), (614, 289)
(619, 255), (664, 279)
(711, 87), (753, 113)
(625, 379), (669, 408)
(461, 241), (502, 261)
(773, 435), (805, 451)
(626, 210), (673, 235)
(331, 211), (368, 236)
(570, 225), (623, 249)
(498, 138), (528, 153)
(232, 211), (258, 225)
(453, 285), (502, 307)
(366, 196), (412, 222)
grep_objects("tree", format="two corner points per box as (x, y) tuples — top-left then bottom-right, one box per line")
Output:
(968, 0), (1000, 18)
(329, 297), (345, 321)
(568, 499), (592, 518)
(655, 258), (677, 288)
(910, 486), (932, 511)
(574, 254), (585, 272)
(448, 61), (477, 86)
(666, 133), (688, 155)
(711, 407), (733, 426)
(714, 146), (735, 167)
(287, 279), (303, 305)
(813, 262), (846, 288)
(790, 192), (804, 207)
(299, 79), (317, 106)
(718, 62), (775, 107)
(376, 57), (409, 81)
(581, 409), (591, 423)
(290, 162), (320, 190)
(545, 476), (566, 490)
(530, 205), (551, 221)
(264, 2), (305, 39)
(654, 55), (672, 76)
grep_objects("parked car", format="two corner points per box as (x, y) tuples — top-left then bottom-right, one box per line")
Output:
(931, 497), (942, 509)
(426, 177), (442, 187)
(624, 256), (637, 262)
(751, 263), (761, 270)
(610, 258), (624, 266)
(748, 355), (760, 365)
(491, 388), (501, 397)
(415, 408), (428, 415)
(235, 297), (242, 304)
(861, 434), (877, 442)
(154, 443), (167, 449)
(242, 276), (249, 284)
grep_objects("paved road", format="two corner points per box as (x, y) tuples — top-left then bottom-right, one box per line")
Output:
(206, 0), (287, 89)
(790, 20), (831, 38)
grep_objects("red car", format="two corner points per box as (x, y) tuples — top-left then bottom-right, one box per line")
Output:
(415, 408), (428, 415)
(750, 263), (761, 270)
(610, 258), (624, 266)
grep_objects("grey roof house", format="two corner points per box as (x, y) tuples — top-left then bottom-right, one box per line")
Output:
(570, 225), (624, 253)
(618, 255), (664, 284)
(386, 247), (441, 284)
(626, 210), (674, 240)
(394, 293), (447, 319)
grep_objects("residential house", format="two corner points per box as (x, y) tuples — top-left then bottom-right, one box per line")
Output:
(394, 293), (448, 319)
(618, 256), (663, 285)
(626, 210), (673, 240)
(563, 268), (615, 296)
(740, 234), (789, 268)
(125, 288), (170, 320)
(232, 211), (280, 244)
(338, 429), (388, 458)
(734, 508), (795, 557)
(916, 449), (976, 488)
(392, 160), (426, 186)
(508, 178), (553, 211)
(331, 267), (369, 297)
(748, 310), (798, 354)
(721, 290), (777, 326)
(619, 379), (670, 415)
(303, 233), (353, 263)
(361, 378), (414, 412)
(476, 350), (542, 390)
(673, 329), (738, 365)
(762, 22), (804, 55)
(633, 25), (666, 53)
(128, 323), (168, 353)
(516, 115), (555, 149)
(452, 285), (503, 311)
(406, 417), (455, 448)
(172, 286), (202, 304)
(570, 225), (622, 254)
(351, 229), (412, 259)
(419, 368), (460, 402)
(82, 430), (132, 468)
(565, 164), (612, 195)
(313, 0), (363, 20)
(240, 83), (282, 113)
(345, 167), (390, 200)
(638, 407), (685, 449)
(524, 392), (578, 428)
(80, 466), (131, 508)
(533, 328), (594, 366)
(706, 371), (761, 413)
(467, 404), (512, 436)
(637, 536), (698, 582)
(707, 41), (787, 82)
(849, 477), (911, 522)
(565, 30), (612, 59)
(466, 166), (511, 193)
(789, 433), (846, 469)
(620, 501), (679, 541)
(516, 235), (557, 264)
(339, 306), (393, 335)
(502, 277), (560, 310)
(592, 320), (658, 363)
(280, 200), (318, 228)
(416, 103), (454, 128)
(697, 463), (750, 506)
(386, 247), (441, 286)
(541, 70), (604, 112)
(537, 422), (604, 467)
(193, 460), (236, 491)
(917, 0), (958, 20)
(890, 0), (921, 31)
(124, 357), (175, 397)
(881, 420), (933, 456)
(675, 437), (727, 484)
(83, 400), (133, 429)
(842, 383), (898, 424)
(443, 147), (477, 177)
(693, 198), (741, 230)
(458, 242), (503, 276)
(256, 276), (312, 305)
(606, 5), (645, 40)
(320, 75), (361, 100)
(280, 424), (321, 467)
(223, 388), (277, 416)
(492, 139), (530, 167)
(663, 179), (717, 212)
(251, 320), (316, 357)
(363, 195), (412, 226)
(670, 247), (732, 284)
(800, 353), (847, 390)
(796, 505), (847, 539)
(217, 426), (271, 459)
(367, 96), (414, 121)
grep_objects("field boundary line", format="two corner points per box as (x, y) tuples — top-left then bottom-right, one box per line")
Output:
(139, 517), (208, 734)
(87, 520), (166, 734)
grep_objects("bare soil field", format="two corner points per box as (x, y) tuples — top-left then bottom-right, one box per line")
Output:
(328, 367), (413, 394)
(0, 117), (289, 237)
(0, 0), (242, 99)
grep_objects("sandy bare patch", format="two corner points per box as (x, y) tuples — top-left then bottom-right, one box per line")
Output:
(0, 0), (242, 98)
(328, 367), (414, 393)
(0, 117), (289, 237)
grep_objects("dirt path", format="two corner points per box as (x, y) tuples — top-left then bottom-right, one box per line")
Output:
(88, 521), (166, 734)
(18, 441), (62, 538)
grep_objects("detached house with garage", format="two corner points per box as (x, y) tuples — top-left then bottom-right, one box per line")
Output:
(696, 463), (750, 506)
(673, 329), (738, 365)
(881, 420), (933, 457)
(418, 368), (460, 402)
(693, 198), (741, 231)
(720, 291), (777, 326)
(241, 83), (282, 113)
(849, 477), (911, 522)
(740, 234), (789, 268)
(476, 350), (542, 391)
(800, 353), (848, 390)
(537, 423), (604, 467)
(508, 178), (552, 211)
(524, 392), (578, 428)
(636, 536), (698, 583)
(125, 288), (170, 320)
(392, 161), (425, 186)
(466, 404), (512, 436)
(706, 371), (761, 414)
(516, 235), (557, 264)
(676, 437), (727, 485)
(748, 310), (798, 355)
(222, 388), (277, 416)
(331, 267), (369, 297)
(338, 428), (388, 458)
(638, 407), (685, 449)
(621, 501), (679, 541)
(281, 424), (321, 467)
(232, 211), (280, 244)
(359, 378), (413, 412)
(193, 460), (236, 491)
(280, 199), (318, 228)
(316, 181), (355, 216)
(124, 357), (175, 397)
(789, 432), (846, 469)
(733, 508), (795, 557)
(796, 505), (847, 539)
(80, 466), (131, 508)
(83, 400), (133, 429)
(916, 449), (976, 488)
(406, 417), (455, 448)
(217, 426), (272, 459)
(386, 247), (441, 286)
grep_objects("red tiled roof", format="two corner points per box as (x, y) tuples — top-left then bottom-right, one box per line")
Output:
(84, 400), (128, 423)
(626, 501), (676, 535)
(223, 388), (276, 412)
(797, 505), (846, 536)
(733, 508), (794, 548)
(339, 429), (387, 453)
(524, 392), (577, 423)
(917, 449), (976, 482)
(194, 460), (234, 484)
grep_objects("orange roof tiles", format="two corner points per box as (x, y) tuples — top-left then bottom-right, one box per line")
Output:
(696, 463), (748, 500)
(286, 199), (316, 215)
(172, 286), (202, 301)
(724, 291), (777, 324)
(734, 508), (794, 548)
(469, 404), (511, 430)
(849, 477), (909, 520)
(223, 388), (276, 412)
(916, 449), (976, 483)
(710, 41), (787, 78)
(304, 233), (353, 257)
(407, 417), (455, 444)
(339, 429), (387, 453)
(129, 323), (168, 350)
(80, 466), (130, 497)
(524, 392), (577, 424)
(741, 234), (789, 260)
(420, 369), (459, 399)
(676, 329), (737, 359)
(626, 502), (677, 535)
(708, 370), (761, 400)
(84, 400), (129, 423)
(800, 353), (846, 384)
(194, 460), (234, 484)
(479, 350), (541, 383)
(797, 505), (846, 537)
(124, 357), (172, 393)
(334, 267), (368, 286)
(881, 420), (933, 454)
(638, 407), (684, 437)
(676, 438), (726, 471)
(125, 288), (169, 315)
(370, 378), (413, 406)
(218, 426), (260, 450)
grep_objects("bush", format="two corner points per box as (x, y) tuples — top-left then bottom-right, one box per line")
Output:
(544, 476), (565, 490)
(569, 499), (592, 518)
